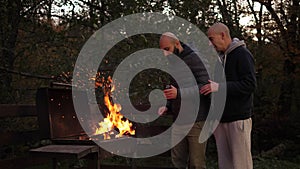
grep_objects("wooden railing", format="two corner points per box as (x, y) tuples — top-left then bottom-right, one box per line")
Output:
(0, 104), (50, 169)
(0, 105), (40, 145)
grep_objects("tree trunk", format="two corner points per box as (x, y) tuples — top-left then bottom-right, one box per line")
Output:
(0, 0), (21, 103)
(276, 58), (295, 122)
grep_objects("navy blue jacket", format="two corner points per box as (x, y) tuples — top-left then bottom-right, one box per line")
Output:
(219, 40), (256, 122)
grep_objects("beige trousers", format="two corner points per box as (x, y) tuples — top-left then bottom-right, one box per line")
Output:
(171, 121), (207, 169)
(214, 118), (253, 169)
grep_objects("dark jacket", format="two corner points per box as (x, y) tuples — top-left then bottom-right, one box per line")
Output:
(218, 39), (256, 122)
(166, 43), (210, 124)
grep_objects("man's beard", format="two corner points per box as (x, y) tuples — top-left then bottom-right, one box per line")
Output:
(173, 46), (180, 56)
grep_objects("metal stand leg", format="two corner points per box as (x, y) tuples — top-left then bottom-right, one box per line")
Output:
(87, 152), (100, 169)
(52, 158), (57, 169)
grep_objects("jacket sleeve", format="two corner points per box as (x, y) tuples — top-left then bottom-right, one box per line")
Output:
(166, 100), (172, 111)
(180, 54), (209, 98)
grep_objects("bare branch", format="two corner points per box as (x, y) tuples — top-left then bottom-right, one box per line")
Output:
(0, 66), (54, 80)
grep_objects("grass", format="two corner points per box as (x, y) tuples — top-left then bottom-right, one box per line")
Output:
(97, 155), (300, 169)
(20, 136), (300, 169)
(27, 159), (299, 169)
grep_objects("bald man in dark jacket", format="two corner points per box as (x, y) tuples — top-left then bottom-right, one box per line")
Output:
(158, 32), (210, 169)
(200, 23), (256, 169)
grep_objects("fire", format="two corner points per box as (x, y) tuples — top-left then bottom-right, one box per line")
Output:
(94, 76), (135, 140)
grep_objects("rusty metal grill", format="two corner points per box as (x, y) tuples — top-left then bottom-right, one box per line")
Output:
(36, 87), (139, 149)
(36, 88), (90, 142)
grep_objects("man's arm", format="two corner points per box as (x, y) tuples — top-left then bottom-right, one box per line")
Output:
(200, 49), (256, 95)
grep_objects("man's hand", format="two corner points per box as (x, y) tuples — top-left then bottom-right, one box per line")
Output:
(163, 85), (177, 99)
(200, 80), (219, 95)
(158, 106), (168, 115)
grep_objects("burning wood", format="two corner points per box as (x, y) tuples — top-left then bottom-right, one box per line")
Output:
(93, 76), (135, 140)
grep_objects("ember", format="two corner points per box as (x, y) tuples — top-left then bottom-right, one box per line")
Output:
(93, 76), (135, 140)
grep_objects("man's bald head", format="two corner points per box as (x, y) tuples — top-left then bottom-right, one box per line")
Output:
(159, 32), (183, 56)
(207, 23), (230, 38)
(160, 32), (179, 43)
(207, 23), (232, 52)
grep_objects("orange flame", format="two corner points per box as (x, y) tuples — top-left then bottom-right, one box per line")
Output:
(94, 76), (135, 139)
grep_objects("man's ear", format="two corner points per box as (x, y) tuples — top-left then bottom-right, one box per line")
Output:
(221, 32), (225, 40)
(174, 40), (180, 48)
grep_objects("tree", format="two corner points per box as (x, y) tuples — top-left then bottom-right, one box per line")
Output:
(0, 0), (23, 103)
(0, 0), (88, 103)
(252, 0), (299, 121)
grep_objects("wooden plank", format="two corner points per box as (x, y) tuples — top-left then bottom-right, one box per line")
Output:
(30, 145), (99, 159)
(0, 104), (36, 117)
(0, 130), (40, 146)
(30, 145), (101, 169)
